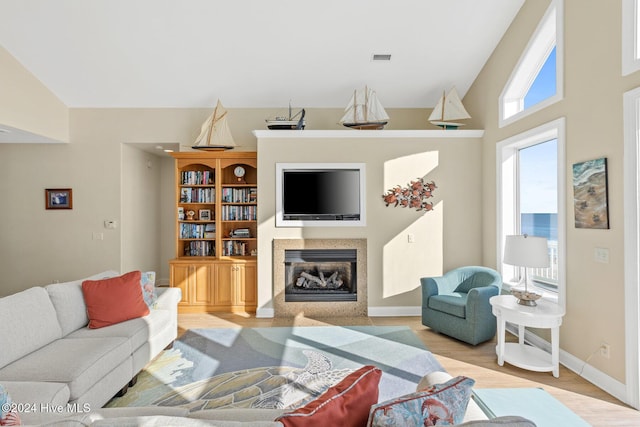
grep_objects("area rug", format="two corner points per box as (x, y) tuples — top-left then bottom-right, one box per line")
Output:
(106, 325), (444, 412)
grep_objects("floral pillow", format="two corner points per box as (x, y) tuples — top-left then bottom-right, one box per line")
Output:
(367, 375), (475, 427)
(140, 271), (157, 309)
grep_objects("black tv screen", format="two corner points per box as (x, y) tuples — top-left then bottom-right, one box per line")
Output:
(282, 169), (360, 220)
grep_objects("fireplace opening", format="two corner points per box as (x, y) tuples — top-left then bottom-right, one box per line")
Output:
(284, 249), (357, 302)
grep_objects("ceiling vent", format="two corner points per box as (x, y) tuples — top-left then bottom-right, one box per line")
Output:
(372, 54), (392, 61)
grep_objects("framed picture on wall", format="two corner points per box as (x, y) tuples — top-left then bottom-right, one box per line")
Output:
(572, 157), (609, 229)
(45, 188), (73, 210)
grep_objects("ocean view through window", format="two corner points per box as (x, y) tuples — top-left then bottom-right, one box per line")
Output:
(519, 140), (558, 289)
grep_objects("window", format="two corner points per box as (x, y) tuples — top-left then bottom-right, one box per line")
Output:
(518, 140), (558, 290)
(500, 0), (563, 126)
(622, 0), (640, 76)
(497, 118), (566, 305)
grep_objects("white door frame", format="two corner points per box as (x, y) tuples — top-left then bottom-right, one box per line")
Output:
(623, 86), (640, 409)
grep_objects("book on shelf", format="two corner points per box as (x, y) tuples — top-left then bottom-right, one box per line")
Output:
(181, 170), (214, 185)
(180, 188), (215, 203)
(221, 187), (258, 203)
(184, 240), (215, 257)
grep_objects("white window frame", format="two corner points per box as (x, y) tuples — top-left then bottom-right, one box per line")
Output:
(623, 0), (640, 76)
(623, 86), (640, 409)
(496, 118), (566, 308)
(499, 0), (564, 127)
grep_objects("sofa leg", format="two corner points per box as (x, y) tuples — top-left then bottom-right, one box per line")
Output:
(129, 374), (138, 387)
(164, 340), (174, 350)
(115, 384), (129, 397)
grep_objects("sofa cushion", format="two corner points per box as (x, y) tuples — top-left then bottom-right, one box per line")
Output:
(428, 293), (468, 318)
(456, 416), (537, 426)
(0, 287), (63, 369)
(367, 375), (475, 426)
(46, 270), (120, 336)
(0, 337), (130, 401)
(276, 365), (381, 427)
(67, 309), (171, 353)
(2, 380), (70, 409)
(82, 271), (150, 329)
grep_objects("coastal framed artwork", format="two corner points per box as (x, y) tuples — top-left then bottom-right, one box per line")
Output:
(45, 188), (73, 210)
(572, 158), (609, 229)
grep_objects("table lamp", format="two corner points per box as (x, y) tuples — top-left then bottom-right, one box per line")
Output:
(503, 234), (549, 306)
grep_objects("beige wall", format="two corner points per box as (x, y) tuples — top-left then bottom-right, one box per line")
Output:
(255, 132), (484, 314)
(0, 45), (68, 142)
(464, 0), (640, 383)
(0, 107), (433, 296)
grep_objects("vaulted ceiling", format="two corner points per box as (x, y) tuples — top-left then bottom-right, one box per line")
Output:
(0, 0), (524, 109)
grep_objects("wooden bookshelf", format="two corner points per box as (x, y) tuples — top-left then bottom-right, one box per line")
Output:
(169, 151), (257, 313)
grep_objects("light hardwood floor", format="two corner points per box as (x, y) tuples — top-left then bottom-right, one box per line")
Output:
(178, 312), (640, 426)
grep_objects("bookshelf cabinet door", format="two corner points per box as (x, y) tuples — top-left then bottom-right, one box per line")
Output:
(213, 263), (234, 306)
(170, 262), (212, 306)
(237, 262), (257, 306)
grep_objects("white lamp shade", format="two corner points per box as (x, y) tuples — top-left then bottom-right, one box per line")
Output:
(503, 235), (550, 268)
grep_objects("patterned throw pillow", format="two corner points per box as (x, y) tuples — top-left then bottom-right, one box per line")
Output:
(0, 384), (20, 426)
(367, 375), (475, 427)
(140, 271), (157, 309)
(276, 365), (382, 427)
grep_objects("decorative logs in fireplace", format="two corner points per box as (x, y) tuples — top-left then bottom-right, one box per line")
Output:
(296, 271), (343, 289)
(284, 249), (357, 302)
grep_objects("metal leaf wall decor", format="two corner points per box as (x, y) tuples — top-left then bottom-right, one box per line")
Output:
(382, 178), (436, 212)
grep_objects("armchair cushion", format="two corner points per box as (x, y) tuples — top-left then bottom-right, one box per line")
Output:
(428, 293), (468, 318)
(421, 266), (501, 345)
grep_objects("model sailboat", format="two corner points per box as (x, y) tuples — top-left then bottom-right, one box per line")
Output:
(265, 102), (306, 130)
(192, 100), (236, 150)
(428, 87), (471, 130)
(339, 86), (389, 130)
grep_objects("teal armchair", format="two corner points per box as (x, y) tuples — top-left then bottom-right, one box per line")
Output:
(421, 266), (501, 345)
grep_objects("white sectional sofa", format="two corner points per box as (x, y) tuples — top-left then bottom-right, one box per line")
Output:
(0, 270), (181, 420)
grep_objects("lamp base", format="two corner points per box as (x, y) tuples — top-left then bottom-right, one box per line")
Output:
(510, 289), (542, 307)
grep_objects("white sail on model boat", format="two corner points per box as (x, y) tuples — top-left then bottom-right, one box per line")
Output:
(339, 86), (389, 130)
(192, 100), (236, 150)
(428, 87), (471, 129)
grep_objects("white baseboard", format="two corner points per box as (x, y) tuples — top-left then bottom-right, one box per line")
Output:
(506, 324), (628, 404)
(367, 306), (421, 317)
(256, 307), (275, 318)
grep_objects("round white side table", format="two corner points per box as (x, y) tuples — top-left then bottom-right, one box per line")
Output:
(489, 294), (565, 378)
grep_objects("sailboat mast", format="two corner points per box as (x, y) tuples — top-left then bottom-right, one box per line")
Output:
(440, 90), (446, 123)
(353, 89), (357, 123)
(207, 102), (220, 146)
(364, 86), (369, 123)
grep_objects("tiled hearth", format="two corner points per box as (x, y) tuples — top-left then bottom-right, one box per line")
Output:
(273, 239), (367, 317)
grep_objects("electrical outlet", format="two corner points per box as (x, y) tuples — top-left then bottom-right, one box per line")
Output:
(600, 342), (611, 359)
(407, 233), (415, 243)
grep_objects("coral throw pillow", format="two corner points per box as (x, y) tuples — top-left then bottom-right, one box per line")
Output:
(367, 375), (475, 427)
(82, 270), (149, 329)
(276, 365), (382, 427)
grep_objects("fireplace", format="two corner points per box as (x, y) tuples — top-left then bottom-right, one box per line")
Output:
(284, 249), (357, 302)
(273, 239), (367, 317)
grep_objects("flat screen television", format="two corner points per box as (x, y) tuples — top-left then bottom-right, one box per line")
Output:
(276, 163), (366, 227)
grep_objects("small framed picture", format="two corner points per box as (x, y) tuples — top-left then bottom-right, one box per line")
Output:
(199, 209), (211, 221)
(45, 188), (73, 210)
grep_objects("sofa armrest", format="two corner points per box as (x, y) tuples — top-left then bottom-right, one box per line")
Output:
(155, 287), (182, 310)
